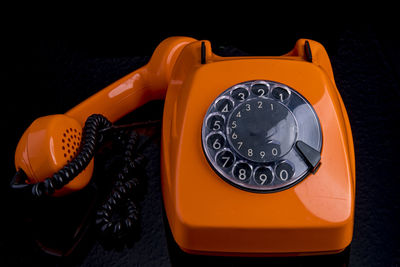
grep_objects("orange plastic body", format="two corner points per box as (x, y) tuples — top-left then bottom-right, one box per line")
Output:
(161, 39), (355, 255)
(14, 37), (355, 255)
(15, 115), (94, 196)
(65, 37), (197, 126)
(15, 37), (197, 195)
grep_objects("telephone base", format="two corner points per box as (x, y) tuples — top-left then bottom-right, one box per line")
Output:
(162, 208), (351, 266)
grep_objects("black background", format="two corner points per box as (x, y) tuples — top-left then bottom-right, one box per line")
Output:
(1, 17), (400, 266)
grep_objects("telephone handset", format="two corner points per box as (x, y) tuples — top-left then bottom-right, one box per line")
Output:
(12, 37), (355, 256)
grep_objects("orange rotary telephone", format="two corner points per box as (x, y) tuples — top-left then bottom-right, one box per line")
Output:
(12, 37), (355, 257)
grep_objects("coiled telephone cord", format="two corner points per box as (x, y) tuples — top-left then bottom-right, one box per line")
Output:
(11, 114), (150, 242)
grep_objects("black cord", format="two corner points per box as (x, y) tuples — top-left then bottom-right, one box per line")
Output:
(11, 114), (151, 244)
(33, 114), (112, 197)
(95, 130), (147, 242)
(10, 114), (111, 198)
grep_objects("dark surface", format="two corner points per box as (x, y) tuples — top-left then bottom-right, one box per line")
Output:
(1, 25), (400, 266)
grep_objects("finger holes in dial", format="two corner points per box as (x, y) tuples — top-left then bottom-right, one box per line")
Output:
(271, 86), (290, 102)
(202, 79), (320, 193)
(206, 132), (226, 151)
(275, 161), (295, 181)
(215, 149), (235, 169)
(206, 113), (225, 131)
(231, 86), (249, 101)
(251, 82), (269, 96)
(215, 97), (234, 113)
(232, 161), (252, 183)
(254, 166), (274, 185)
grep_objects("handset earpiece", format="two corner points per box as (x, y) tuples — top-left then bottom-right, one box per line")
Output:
(13, 37), (197, 196)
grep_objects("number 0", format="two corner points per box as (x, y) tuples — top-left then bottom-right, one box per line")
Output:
(280, 170), (289, 180)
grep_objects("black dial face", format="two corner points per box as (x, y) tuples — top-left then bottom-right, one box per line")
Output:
(202, 80), (322, 193)
(227, 98), (297, 163)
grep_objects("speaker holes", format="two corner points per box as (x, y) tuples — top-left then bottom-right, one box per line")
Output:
(61, 128), (82, 162)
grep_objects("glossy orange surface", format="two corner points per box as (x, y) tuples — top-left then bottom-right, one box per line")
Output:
(161, 39), (355, 255)
(14, 37), (355, 255)
(15, 115), (94, 196)
(15, 37), (197, 194)
(66, 37), (197, 126)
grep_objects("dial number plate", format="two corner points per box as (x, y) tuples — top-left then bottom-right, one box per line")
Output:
(228, 98), (296, 163)
(201, 80), (322, 193)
